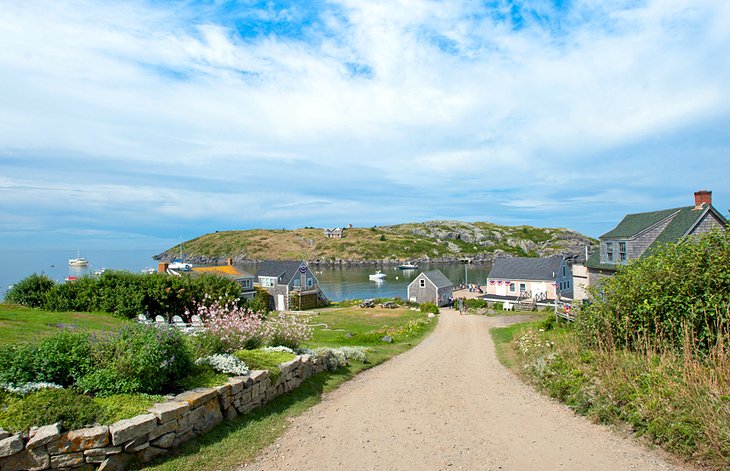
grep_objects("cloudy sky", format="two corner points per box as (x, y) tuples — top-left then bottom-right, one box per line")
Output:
(1, 0), (728, 250)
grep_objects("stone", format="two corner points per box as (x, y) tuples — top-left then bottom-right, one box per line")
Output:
(148, 401), (189, 424)
(50, 451), (84, 468)
(47, 426), (109, 454)
(98, 453), (132, 471)
(109, 414), (157, 446)
(224, 406), (238, 421)
(172, 429), (194, 448)
(26, 422), (61, 450)
(123, 436), (149, 452)
(249, 370), (268, 384)
(214, 383), (231, 397)
(0, 447), (49, 471)
(0, 434), (23, 458)
(0, 429), (10, 440)
(151, 432), (175, 449)
(83, 446), (123, 457)
(137, 446), (167, 463)
(192, 400), (223, 434)
(278, 358), (300, 375)
(226, 376), (251, 394)
(173, 388), (218, 409)
(381, 335), (393, 343)
(148, 419), (177, 442)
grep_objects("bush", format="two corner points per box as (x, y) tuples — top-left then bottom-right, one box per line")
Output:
(4, 273), (55, 307)
(493, 302), (503, 311)
(419, 302), (439, 314)
(233, 349), (296, 384)
(464, 299), (489, 310)
(184, 330), (228, 359)
(580, 229), (730, 352)
(0, 388), (101, 432)
(194, 300), (264, 351)
(77, 324), (193, 395)
(0, 331), (92, 387)
(261, 312), (313, 349)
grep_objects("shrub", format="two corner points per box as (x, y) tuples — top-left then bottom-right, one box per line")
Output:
(195, 354), (249, 375)
(579, 229), (730, 353)
(0, 331), (92, 387)
(95, 393), (164, 424)
(193, 299), (264, 351)
(4, 273), (55, 307)
(464, 299), (489, 310)
(234, 349), (296, 384)
(419, 302), (439, 314)
(78, 324), (193, 395)
(261, 312), (313, 349)
(184, 330), (228, 358)
(0, 388), (101, 432)
(493, 302), (503, 311)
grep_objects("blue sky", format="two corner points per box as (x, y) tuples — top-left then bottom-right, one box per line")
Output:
(1, 0), (729, 250)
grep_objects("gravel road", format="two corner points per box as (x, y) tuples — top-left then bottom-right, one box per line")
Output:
(246, 309), (693, 471)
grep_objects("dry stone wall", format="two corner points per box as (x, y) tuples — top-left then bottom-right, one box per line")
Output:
(0, 354), (326, 471)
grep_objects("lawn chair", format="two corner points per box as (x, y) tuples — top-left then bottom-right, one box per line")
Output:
(190, 315), (204, 330)
(137, 313), (152, 324)
(154, 315), (166, 325)
(171, 315), (188, 329)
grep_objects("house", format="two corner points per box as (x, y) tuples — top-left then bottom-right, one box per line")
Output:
(191, 261), (256, 300)
(584, 190), (728, 287)
(254, 261), (329, 311)
(324, 228), (344, 238)
(486, 256), (573, 302)
(407, 270), (454, 307)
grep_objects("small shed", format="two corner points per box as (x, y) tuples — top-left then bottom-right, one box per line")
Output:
(407, 270), (454, 307)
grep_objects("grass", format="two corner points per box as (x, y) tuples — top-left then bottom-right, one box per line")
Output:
(0, 304), (128, 346)
(490, 315), (730, 471)
(138, 307), (437, 471)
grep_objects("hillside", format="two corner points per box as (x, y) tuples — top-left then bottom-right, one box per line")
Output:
(155, 221), (596, 265)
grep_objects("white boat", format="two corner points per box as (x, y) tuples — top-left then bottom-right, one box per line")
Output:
(397, 262), (418, 269)
(68, 252), (89, 267)
(369, 270), (387, 281)
(169, 260), (192, 271)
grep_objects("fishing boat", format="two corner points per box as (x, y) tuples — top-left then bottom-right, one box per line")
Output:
(397, 262), (418, 269)
(369, 270), (387, 281)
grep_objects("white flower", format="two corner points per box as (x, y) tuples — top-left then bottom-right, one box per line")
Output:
(195, 354), (249, 375)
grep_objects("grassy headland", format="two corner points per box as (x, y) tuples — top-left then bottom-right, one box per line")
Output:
(156, 220), (596, 264)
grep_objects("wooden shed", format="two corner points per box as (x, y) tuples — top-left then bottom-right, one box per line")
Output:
(407, 270), (454, 307)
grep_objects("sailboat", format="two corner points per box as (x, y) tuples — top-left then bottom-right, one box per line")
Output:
(169, 241), (192, 271)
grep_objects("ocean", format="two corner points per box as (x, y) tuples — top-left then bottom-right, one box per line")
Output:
(0, 249), (491, 302)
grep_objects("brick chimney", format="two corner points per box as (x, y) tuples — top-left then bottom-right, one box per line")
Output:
(694, 190), (712, 210)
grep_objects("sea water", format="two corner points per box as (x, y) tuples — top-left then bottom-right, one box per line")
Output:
(0, 249), (491, 302)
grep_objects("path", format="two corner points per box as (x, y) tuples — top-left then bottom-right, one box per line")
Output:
(247, 309), (692, 471)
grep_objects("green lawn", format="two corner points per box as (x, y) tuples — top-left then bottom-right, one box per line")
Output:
(139, 306), (437, 471)
(0, 304), (129, 346)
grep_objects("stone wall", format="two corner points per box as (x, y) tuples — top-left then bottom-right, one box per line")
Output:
(0, 354), (326, 471)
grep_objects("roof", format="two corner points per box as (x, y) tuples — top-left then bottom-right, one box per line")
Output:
(192, 265), (254, 277)
(488, 257), (564, 281)
(254, 261), (308, 284)
(418, 270), (453, 289)
(600, 207), (685, 239)
(583, 250), (616, 271)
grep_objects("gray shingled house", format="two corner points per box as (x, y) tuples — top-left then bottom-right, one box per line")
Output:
(254, 261), (328, 311)
(584, 190), (727, 286)
(407, 270), (454, 306)
(486, 256), (572, 301)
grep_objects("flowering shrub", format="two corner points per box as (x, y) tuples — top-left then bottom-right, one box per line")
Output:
(195, 354), (249, 376)
(0, 382), (63, 396)
(260, 312), (312, 349)
(335, 346), (369, 363)
(312, 346), (370, 371)
(515, 329), (555, 356)
(262, 346), (295, 354)
(192, 299), (265, 351)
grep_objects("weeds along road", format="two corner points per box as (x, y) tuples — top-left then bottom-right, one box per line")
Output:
(247, 309), (693, 471)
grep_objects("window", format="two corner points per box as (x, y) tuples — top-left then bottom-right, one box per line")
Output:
(307, 277), (313, 287)
(420, 279), (425, 288)
(606, 241), (614, 262)
(293, 278), (301, 288)
(519, 283), (526, 293)
(619, 241), (627, 261)
(260, 277), (275, 287)
(509, 283), (515, 292)
(562, 266), (566, 277)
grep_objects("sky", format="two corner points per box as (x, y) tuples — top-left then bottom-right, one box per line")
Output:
(1, 0), (729, 251)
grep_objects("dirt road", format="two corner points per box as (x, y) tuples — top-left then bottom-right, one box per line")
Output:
(248, 309), (690, 471)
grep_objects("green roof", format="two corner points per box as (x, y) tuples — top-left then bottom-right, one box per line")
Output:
(600, 207), (687, 239)
(584, 249), (618, 271)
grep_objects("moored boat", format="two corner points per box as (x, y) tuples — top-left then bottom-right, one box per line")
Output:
(369, 270), (386, 281)
(397, 262), (418, 269)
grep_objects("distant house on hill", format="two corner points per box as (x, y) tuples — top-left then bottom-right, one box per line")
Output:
(584, 190), (728, 287)
(407, 270), (454, 307)
(254, 261), (329, 311)
(324, 228), (344, 238)
(486, 256), (573, 302)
